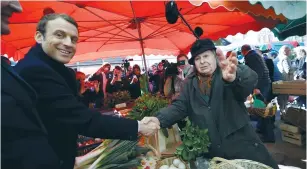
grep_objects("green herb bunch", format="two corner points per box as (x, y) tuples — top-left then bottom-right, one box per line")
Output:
(127, 94), (168, 120)
(175, 119), (210, 161)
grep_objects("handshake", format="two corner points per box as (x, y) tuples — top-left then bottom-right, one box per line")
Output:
(138, 117), (160, 136)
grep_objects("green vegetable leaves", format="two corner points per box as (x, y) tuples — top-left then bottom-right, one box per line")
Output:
(175, 119), (210, 162)
(127, 94), (168, 121)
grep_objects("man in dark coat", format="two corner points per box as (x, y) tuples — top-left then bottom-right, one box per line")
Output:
(241, 45), (272, 102)
(1, 1), (60, 169)
(14, 13), (159, 169)
(141, 39), (278, 168)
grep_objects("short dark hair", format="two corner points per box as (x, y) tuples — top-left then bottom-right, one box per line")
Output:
(133, 64), (140, 70)
(241, 44), (251, 53)
(177, 54), (188, 61)
(36, 13), (78, 36)
(114, 66), (122, 71)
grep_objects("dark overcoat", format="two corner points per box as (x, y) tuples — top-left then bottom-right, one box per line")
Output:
(157, 65), (278, 169)
(14, 44), (138, 169)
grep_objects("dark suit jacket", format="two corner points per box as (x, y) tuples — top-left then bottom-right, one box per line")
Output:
(264, 58), (274, 81)
(245, 50), (271, 89)
(1, 56), (59, 169)
(14, 44), (138, 169)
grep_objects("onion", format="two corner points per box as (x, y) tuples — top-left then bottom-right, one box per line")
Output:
(178, 163), (186, 169)
(159, 165), (169, 169)
(172, 159), (181, 167)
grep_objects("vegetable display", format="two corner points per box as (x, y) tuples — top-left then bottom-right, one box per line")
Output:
(75, 139), (150, 169)
(175, 119), (210, 162)
(158, 158), (187, 169)
(127, 94), (168, 121)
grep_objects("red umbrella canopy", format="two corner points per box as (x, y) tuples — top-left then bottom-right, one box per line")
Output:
(1, 1), (286, 63)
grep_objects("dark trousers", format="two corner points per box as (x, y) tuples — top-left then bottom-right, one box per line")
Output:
(250, 115), (275, 142)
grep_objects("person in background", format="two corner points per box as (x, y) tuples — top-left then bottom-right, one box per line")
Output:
(263, 54), (274, 80)
(272, 51), (282, 82)
(107, 66), (129, 94)
(128, 65), (142, 99)
(76, 71), (86, 95)
(263, 53), (274, 101)
(157, 61), (166, 95)
(128, 64), (149, 98)
(89, 63), (111, 102)
(76, 71), (102, 108)
(14, 13), (159, 169)
(298, 49), (306, 69)
(241, 44), (271, 103)
(294, 49), (306, 79)
(149, 63), (159, 93)
(164, 54), (193, 100)
(1, 1), (60, 169)
(149, 62), (165, 95)
(126, 65), (133, 77)
(142, 38), (278, 169)
(276, 45), (296, 114)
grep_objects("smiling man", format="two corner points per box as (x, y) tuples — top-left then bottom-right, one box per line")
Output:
(14, 14), (159, 169)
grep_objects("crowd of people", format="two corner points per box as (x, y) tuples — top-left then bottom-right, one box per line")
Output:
(74, 52), (196, 108)
(2, 1), (305, 169)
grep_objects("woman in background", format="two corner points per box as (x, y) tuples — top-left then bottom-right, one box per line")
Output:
(76, 71), (102, 108)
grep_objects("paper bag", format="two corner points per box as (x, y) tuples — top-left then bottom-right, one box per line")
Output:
(146, 124), (181, 158)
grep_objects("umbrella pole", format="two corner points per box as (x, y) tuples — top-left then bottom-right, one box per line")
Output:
(130, 1), (150, 93)
(138, 31), (150, 93)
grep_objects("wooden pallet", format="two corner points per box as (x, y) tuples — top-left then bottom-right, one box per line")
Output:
(272, 80), (306, 95)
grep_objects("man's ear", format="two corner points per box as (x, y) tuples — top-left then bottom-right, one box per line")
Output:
(34, 31), (44, 44)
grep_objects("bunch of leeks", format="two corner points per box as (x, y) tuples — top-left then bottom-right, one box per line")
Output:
(75, 139), (150, 169)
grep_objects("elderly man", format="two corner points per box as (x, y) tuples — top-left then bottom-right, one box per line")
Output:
(1, 1), (61, 168)
(142, 39), (278, 168)
(276, 45), (296, 113)
(14, 13), (159, 169)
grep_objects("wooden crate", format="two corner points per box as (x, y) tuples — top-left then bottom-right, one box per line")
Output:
(281, 130), (306, 146)
(272, 80), (306, 95)
(279, 122), (301, 133)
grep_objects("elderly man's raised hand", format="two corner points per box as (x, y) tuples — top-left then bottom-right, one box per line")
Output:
(216, 48), (238, 83)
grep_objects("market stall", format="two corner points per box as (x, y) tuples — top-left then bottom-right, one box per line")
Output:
(74, 93), (277, 169)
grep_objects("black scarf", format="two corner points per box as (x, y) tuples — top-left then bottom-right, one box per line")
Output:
(25, 44), (78, 95)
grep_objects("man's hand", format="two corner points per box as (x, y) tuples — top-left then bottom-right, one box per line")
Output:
(141, 117), (160, 126)
(217, 48), (238, 82)
(138, 117), (160, 136)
